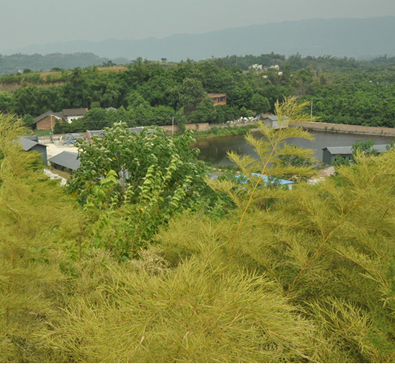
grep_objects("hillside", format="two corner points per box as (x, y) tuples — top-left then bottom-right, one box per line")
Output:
(2, 54), (395, 130)
(3, 17), (395, 62)
(0, 52), (129, 76)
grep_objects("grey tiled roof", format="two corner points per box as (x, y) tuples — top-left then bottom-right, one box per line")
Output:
(17, 137), (47, 151)
(323, 144), (388, 155)
(34, 109), (88, 123)
(62, 108), (88, 117)
(49, 151), (81, 171)
(34, 111), (63, 124)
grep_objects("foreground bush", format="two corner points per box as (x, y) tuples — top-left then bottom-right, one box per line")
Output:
(49, 250), (317, 363)
(154, 150), (395, 362)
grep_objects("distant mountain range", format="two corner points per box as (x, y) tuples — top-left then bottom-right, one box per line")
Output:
(2, 17), (395, 69)
(0, 53), (130, 76)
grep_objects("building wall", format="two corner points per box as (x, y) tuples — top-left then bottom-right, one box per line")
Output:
(51, 163), (71, 172)
(161, 123), (210, 133)
(36, 116), (59, 130)
(29, 145), (47, 165)
(264, 119), (278, 128)
(212, 97), (226, 106)
(322, 150), (352, 165)
(208, 94), (227, 106)
(161, 125), (180, 134)
(322, 150), (333, 165)
(66, 115), (84, 124)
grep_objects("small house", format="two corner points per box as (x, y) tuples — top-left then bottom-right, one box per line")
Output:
(262, 116), (289, 129)
(17, 137), (47, 165)
(207, 93), (227, 107)
(49, 151), (81, 172)
(249, 64), (263, 71)
(62, 108), (88, 124)
(322, 144), (388, 165)
(34, 108), (89, 130)
(34, 111), (64, 130)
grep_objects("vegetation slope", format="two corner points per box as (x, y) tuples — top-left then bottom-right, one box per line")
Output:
(1, 98), (395, 362)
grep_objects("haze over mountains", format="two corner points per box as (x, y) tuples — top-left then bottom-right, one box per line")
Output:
(2, 17), (395, 65)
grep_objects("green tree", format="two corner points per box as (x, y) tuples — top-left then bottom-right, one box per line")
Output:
(174, 107), (187, 133)
(208, 97), (317, 264)
(178, 77), (205, 110)
(22, 113), (34, 128)
(10, 86), (39, 115)
(68, 123), (211, 255)
(126, 91), (150, 108)
(69, 123), (208, 206)
(189, 96), (217, 123)
(352, 139), (379, 157)
(80, 108), (109, 131)
(0, 92), (11, 113)
(249, 93), (270, 114)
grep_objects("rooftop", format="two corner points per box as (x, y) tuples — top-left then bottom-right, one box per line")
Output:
(62, 108), (88, 117)
(49, 151), (81, 171)
(17, 137), (47, 151)
(323, 144), (389, 155)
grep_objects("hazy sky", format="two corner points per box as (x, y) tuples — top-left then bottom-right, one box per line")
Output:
(1, 0), (395, 52)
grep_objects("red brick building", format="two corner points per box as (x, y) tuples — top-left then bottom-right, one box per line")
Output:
(34, 111), (64, 130)
(34, 109), (88, 130)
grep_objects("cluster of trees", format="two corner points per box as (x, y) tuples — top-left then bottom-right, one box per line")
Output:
(1, 61), (272, 130)
(1, 98), (395, 362)
(2, 53), (395, 132)
(215, 53), (395, 72)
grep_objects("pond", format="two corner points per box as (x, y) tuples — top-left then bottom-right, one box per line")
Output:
(197, 130), (395, 165)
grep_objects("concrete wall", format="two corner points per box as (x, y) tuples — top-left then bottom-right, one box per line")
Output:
(185, 123), (210, 131)
(161, 123), (210, 133)
(294, 122), (395, 137)
(161, 125), (180, 133)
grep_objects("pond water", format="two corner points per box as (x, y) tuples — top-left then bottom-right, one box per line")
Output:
(197, 130), (395, 165)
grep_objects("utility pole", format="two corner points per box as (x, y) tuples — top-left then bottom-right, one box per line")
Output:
(310, 99), (313, 121)
(50, 114), (54, 143)
(172, 116), (174, 136)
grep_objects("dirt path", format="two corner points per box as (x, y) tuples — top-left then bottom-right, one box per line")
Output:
(42, 142), (79, 185)
(43, 168), (67, 185)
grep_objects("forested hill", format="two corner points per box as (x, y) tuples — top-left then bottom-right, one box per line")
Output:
(2, 54), (395, 130)
(4, 17), (395, 61)
(0, 53), (129, 76)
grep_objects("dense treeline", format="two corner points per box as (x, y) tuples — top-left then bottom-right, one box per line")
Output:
(1, 99), (395, 362)
(1, 53), (395, 131)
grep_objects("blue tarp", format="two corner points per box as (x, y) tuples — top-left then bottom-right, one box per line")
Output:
(235, 173), (294, 187)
